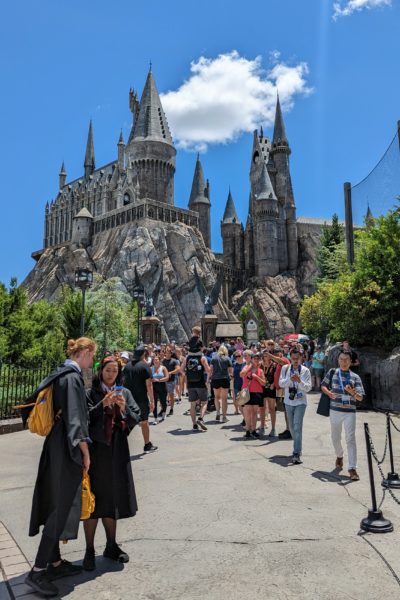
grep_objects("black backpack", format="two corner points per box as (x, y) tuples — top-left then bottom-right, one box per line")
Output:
(186, 354), (203, 383)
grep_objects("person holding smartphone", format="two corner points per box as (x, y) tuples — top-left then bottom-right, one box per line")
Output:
(82, 356), (141, 571)
(321, 351), (365, 481)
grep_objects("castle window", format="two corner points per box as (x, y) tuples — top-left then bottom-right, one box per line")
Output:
(148, 208), (155, 219)
(124, 193), (131, 206)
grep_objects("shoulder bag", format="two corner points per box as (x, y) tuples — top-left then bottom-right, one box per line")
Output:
(316, 368), (335, 417)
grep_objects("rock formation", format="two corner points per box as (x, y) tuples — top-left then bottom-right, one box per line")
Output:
(23, 221), (235, 343)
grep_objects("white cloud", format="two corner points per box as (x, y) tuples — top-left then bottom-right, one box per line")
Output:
(333, 0), (391, 20)
(160, 51), (312, 151)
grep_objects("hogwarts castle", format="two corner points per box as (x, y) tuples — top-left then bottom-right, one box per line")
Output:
(26, 67), (322, 341)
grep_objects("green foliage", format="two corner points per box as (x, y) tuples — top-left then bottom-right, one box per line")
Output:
(85, 275), (138, 355)
(301, 209), (400, 349)
(58, 286), (94, 340)
(0, 279), (65, 365)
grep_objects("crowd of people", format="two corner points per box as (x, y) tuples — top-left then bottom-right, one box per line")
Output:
(24, 331), (364, 597)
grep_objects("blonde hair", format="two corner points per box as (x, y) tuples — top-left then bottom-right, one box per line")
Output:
(218, 345), (228, 357)
(67, 337), (97, 357)
(192, 326), (201, 336)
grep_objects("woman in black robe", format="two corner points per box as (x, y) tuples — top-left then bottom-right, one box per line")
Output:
(26, 337), (97, 598)
(82, 356), (141, 571)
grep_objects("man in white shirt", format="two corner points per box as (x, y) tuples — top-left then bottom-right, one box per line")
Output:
(279, 348), (312, 464)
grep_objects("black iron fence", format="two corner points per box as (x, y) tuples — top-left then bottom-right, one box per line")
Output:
(0, 361), (56, 420)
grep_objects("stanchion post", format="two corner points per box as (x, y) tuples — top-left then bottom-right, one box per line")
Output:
(382, 413), (400, 489)
(360, 423), (393, 533)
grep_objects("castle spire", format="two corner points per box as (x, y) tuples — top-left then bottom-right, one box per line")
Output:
(222, 190), (239, 224)
(59, 161), (67, 189)
(366, 205), (375, 227)
(130, 68), (173, 146)
(272, 93), (288, 147)
(84, 120), (95, 178)
(118, 130), (125, 170)
(189, 155), (209, 207)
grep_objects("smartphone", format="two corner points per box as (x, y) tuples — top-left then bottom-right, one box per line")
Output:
(112, 385), (124, 398)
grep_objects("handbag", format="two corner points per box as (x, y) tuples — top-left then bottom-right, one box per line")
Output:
(81, 471), (95, 520)
(316, 369), (335, 417)
(237, 386), (250, 406)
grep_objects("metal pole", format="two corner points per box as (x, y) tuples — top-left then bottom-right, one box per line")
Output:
(360, 422), (393, 533)
(136, 299), (140, 343)
(80, 288), (86, 336)
(344, 182), (354, 266)
(382, 412), (400, 489)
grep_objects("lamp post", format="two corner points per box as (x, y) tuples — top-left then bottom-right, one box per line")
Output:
(74, 268), (93, 336)
(132, 287), (145, 343)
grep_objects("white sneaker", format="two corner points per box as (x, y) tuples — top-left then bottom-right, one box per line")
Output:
(222, 416), (229, 423)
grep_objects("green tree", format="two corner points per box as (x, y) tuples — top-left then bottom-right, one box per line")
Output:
(86, 276), (138, 355)
(300, 209), (400, 349)
(58, 286), (94, 341)
(317, 214), (346, 282)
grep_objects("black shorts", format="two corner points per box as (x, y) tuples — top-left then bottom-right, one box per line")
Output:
(247, 392), (264, 407)
(137, 402), (150, 422)
(263, 387), (276, 399)
(212, 378), (230, 389)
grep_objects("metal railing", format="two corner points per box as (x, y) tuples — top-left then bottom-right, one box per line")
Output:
(0, 361), (56, 420)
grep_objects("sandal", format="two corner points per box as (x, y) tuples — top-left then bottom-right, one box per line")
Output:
(348, 469), (360, 481)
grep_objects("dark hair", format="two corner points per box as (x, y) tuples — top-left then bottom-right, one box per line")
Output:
(92, 356), (122, 389)
(339, 350), (352, 359)
(290, 348), (301, 356)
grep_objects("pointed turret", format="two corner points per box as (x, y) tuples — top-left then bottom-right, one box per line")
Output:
(272, 94), (288, 147)
(118, 130), (125, 170)
(130, 69), (173, 145)
(222, 190), (239, 224)
(189, 155), (209, 207)
(188, 155), (211, 248)
(365, 205), (375, 227)
(126, 68), (176, 205)
(59, 161), (67, 189)
(257, 163), (277, 201)
(84, 121), (95, 178)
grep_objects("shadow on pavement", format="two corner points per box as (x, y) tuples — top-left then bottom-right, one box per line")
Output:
(130, 453), (145, 461)
(166, 428), (200, 436)
(5, 558), (124, 599)
(311, 469), (352, 485)
(268, 454), (294, 467)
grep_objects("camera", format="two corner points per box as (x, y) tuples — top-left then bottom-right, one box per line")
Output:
(248, 374), (253, 380)
(289, 386), (297, 401)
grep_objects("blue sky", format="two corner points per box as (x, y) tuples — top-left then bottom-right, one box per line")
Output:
(1, 0), (399, 285)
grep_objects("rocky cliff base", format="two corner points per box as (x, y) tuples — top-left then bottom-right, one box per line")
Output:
(23, 221), (234, 343)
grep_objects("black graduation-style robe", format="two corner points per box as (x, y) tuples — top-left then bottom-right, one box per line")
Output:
(29, 365), (89, 541)
(86, 385), (141, 519)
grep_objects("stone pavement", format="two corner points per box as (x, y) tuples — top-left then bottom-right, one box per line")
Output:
(1, 396), (400, 600)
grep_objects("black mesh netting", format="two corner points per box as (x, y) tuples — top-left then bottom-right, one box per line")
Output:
(351, 128), (400, 226)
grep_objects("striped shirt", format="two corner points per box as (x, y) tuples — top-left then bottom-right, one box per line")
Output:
(322, 368), (364, 413)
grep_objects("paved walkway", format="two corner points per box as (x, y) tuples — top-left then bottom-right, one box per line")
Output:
(1, 396), (400, 599)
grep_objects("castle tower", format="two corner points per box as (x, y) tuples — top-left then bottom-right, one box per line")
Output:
(188, 155), (211, 248)
(126, 67), (176, 205)
(254, 164), (279, 277)
(250, 129), (272, 199)
(59, 161), (66, 190)
(71, 207), (93, 248)
(221, 190), (244, 269)
(84, 121), (95, 179)
(270, 95), (298, 271)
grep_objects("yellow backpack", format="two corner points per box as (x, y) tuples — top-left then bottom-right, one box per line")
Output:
(16, 385), (58, 437)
